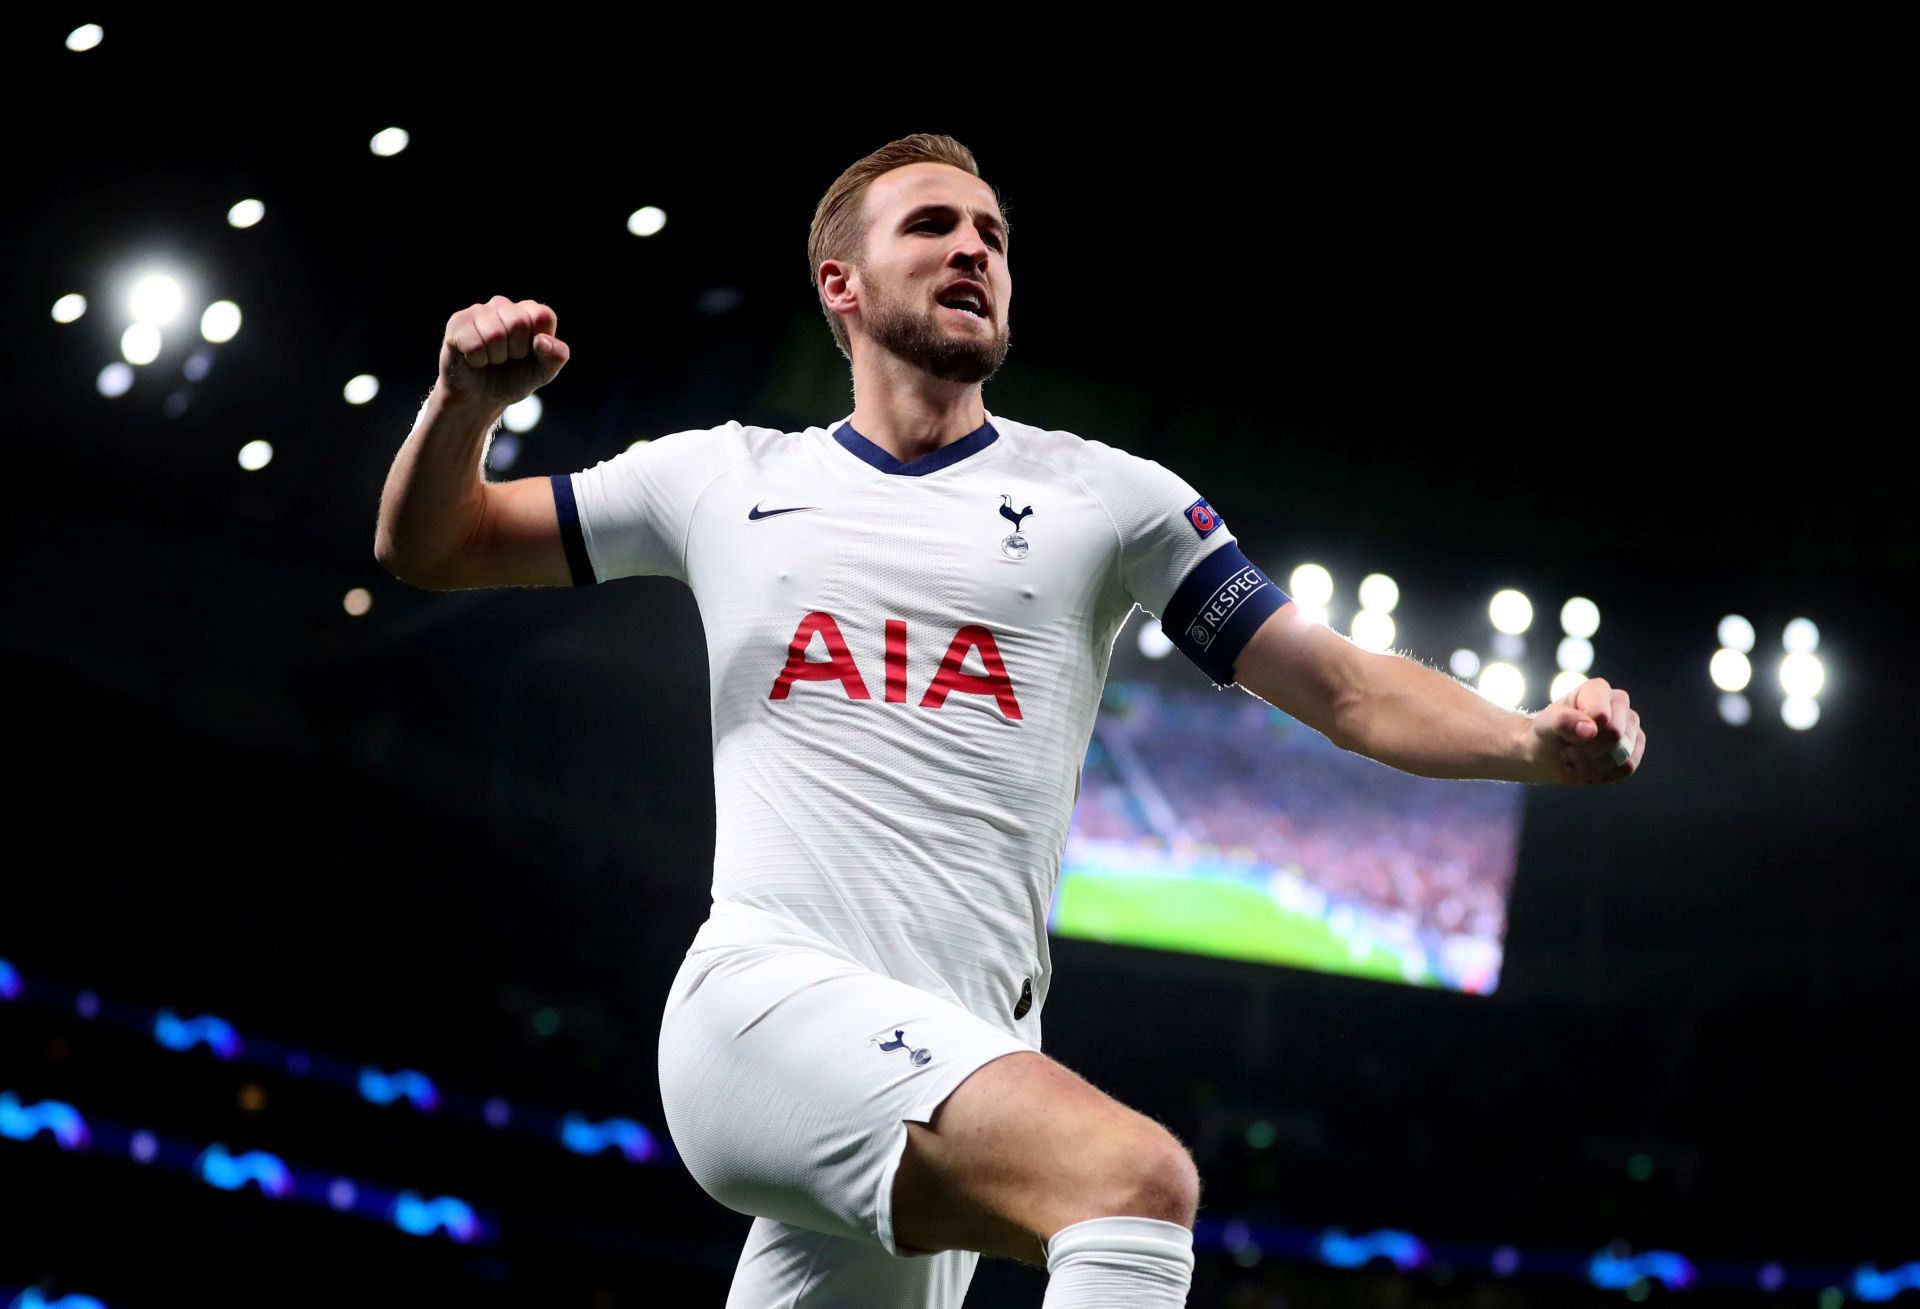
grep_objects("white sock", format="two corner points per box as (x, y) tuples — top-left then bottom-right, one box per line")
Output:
(1042, 1214), (1194, 1307)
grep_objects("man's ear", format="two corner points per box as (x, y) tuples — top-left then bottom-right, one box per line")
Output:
(819, 260), (858, 315)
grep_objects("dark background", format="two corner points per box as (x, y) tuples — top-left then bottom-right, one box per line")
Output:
(4, 17), (1905, 1309)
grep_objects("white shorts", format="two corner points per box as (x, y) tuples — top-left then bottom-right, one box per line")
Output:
(658, 904), (1038, 1309)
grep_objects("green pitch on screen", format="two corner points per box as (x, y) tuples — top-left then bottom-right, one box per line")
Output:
(1053, 870), (1424, 984)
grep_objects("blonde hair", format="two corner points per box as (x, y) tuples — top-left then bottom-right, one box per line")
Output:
(807, 133), (1004, 362)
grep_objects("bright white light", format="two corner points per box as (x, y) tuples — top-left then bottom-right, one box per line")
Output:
(1718, 693), (1752, 726)
(66, 24), (104, 52)
(1556, 636), (1594, 673)
(1782, 696), (1820, 730)
(503, 395), (542, 433)
(227, 198), (265, 229)
(1289, 564), (1334, 607)
(1718, 614), (1756, 653)
(129, 274), (185, 325)
(52, 293), (87, 323)
(1779, 651), (1825, 699)
(1357, 573), (1399, 613)
(1783, 618), (1820, 653)
(1710, 648), (1752, 693)
(1294, 600), (1330, 628)
(238, 440), (273, 471)
(628, 206), (668, 237)
(343, 588), (372, 617)
(1550, 669), (1587, 703)
(1477, 661), (1526, 710)
(1350, 609), (1395, 652)
(370, 127), (410, 157)
(121, 323), (162, 365)
(1490, 589), (1534, 635)
(343, 374), (379, 405)
(1561, 597), (1600, 639)
(627, 438), (651, 453)
(97, 362), (134, 397)
(1137, 623), (1174, 659)
(1449, 648), (1481, 679)
(202, 300), (242, 343)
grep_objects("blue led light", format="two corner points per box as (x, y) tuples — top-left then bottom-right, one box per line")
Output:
(0, 959), (20, 1001)
(1589, 1248), (1697, 1291)
(560, 1113), (657, 1162)
(391, 1191), (480, 1243)
(0, 1093), (91, 1151)
(358, 1067), (440, 1112)
(6, 1293), (109, 1309)
(1855, 1261), (1920, 1302)
(195, 1143), (293, 1197)
(152, 1010), (241, 1059)
(1317, 1228), (1429, 1271)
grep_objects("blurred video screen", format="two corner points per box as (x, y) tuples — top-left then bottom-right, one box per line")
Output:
(1052, 678), (1524, 994)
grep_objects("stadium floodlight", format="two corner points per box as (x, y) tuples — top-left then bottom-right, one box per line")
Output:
(1782, 696), (1820, 730)
(1137, 623), (1174, 659)
(202, 301), (242, 344)
(1779, 651), (1824, 699)
(1350, 609), (1395, 652)
(129, 274), (185, 326)
(343, 375), (379, 405)
(1449, 649), (1481, 679)
(1357, 573), (1399, 614)
(52, 293), (87, 323)
(238, 441), (273, 471)
(370, 127), (409, 157)
(121, 323), (161, 366)
(1556, 636), (1594, 674)
(1710, 648), (1753, 693)
(1489, 589), (1533, 635)
(1288, 564), (1333, 608)
(1550, 669), (1586, 703)
(1718, 693), (1752, 726)
(1294, 600), (1331, 628)
(628, 206), (668, 237)
(343, 588), (372, 616)
(1783, 618), (1820, 653)
(1477, 661), (1526, 710)
(486, 433), (522, 472)
(66, 24), (103, 51)
(97, 362), (134, 397)
(503, 395), (542, 433)
(227, 199), (265, 229)
(1560, 597), (1600, 639)
(1718, 614), (1756, 653)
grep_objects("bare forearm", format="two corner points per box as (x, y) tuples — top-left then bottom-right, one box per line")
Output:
(1338, 650), (1536, 782)
(374, 385), (507, 581)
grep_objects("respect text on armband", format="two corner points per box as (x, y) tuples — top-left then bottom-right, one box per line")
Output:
(1185, 566), (1271, 651)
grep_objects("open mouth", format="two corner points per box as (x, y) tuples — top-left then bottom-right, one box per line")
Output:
(935, 287), (988, 320)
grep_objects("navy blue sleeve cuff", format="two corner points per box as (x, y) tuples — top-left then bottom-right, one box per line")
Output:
(549, 474), (597, 587)
(1162, 542), (1291, 686)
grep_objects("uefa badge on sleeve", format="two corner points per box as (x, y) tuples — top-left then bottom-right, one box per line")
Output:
(1186, 498), (1221, 539)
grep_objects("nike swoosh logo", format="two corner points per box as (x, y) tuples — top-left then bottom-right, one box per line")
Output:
(748, 503), (821, 520)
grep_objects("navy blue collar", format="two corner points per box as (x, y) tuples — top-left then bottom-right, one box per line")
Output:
(832, 419), (999, 476)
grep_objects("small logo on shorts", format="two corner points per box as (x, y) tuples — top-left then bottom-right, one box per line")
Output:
(872, 1029), (933, 1067)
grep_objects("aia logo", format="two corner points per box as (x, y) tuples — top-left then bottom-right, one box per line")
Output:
(769, 612), (1023, 720)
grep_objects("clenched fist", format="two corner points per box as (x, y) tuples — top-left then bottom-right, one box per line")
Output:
(438, 295), (570, 411)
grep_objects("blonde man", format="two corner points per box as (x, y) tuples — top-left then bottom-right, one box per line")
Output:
(376, 133), (1644, 1308)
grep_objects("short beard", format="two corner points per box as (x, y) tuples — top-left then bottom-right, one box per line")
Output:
(863, 286), (1011, 385)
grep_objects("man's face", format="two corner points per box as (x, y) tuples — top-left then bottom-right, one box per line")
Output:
(851, 162), (1012, 385)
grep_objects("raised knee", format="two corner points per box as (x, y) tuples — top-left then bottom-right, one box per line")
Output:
(1101, 1132), (1200, 1228)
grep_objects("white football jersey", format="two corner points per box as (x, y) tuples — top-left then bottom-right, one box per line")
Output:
(555, 412), (1288, 1046)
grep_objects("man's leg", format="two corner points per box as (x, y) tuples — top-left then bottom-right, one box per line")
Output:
(890, 1051), (1198, 1305)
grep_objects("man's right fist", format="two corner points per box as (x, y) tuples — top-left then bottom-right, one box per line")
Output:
(438, 295), (569, 411)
